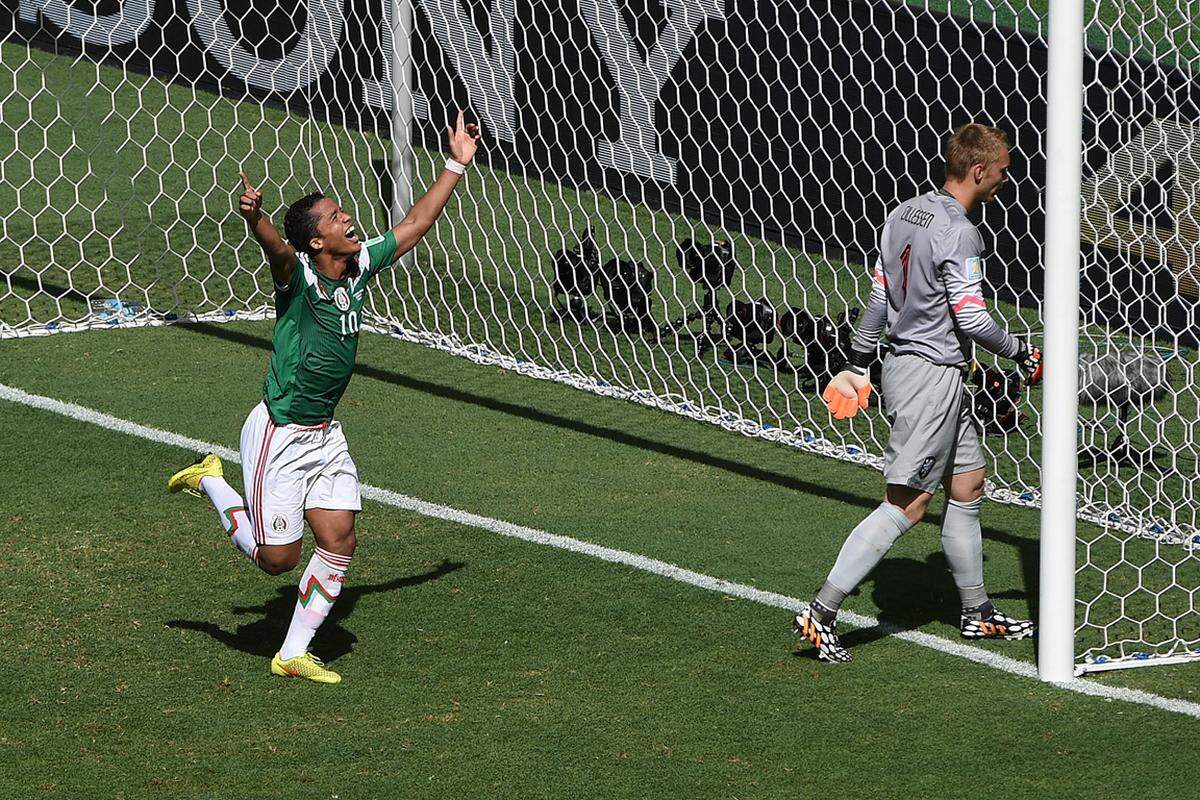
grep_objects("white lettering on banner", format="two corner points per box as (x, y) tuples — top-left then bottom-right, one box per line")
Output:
(19, 0), (712, 181)
(1082, 118), (1200, 300)
(363, 0), (427, 122)
(186, 0), (344, 94)
(364, 0), (518, 142)
(421, 0), (517, 140)
(579, 0), (724, 182)
(18, 0), (154, 47)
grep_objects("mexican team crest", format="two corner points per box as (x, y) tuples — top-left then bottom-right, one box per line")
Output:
(333, 286), (351, 311)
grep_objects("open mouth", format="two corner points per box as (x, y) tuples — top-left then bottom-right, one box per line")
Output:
(346, 225), (358, 242)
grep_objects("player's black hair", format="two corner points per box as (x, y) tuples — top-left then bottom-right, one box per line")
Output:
(284, 191), (326, 254)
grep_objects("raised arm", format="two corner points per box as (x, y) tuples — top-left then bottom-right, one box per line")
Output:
(389, 111), (481, 261)
(237, 171), (296, 288)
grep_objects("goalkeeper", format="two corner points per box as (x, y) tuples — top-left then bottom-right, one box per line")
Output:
(795, 123), (1042, 663)
(167, 112), (480, 684)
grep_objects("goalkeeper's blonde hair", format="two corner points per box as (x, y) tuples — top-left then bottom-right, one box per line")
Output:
(945, 123), (1009, 180)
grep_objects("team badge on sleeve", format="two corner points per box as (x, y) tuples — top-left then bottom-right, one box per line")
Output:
(965, 257), (983, 282)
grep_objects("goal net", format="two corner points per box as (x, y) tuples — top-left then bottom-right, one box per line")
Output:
(4, 0), (1199, 672)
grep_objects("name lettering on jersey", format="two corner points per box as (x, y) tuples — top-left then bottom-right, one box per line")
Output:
(965, 256), (983, 282)
(900, 207), (935, 229)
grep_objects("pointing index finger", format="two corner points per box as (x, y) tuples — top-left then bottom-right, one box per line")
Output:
(239, 170), (253, 191)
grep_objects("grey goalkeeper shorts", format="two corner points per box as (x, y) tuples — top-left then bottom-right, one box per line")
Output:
(880, 352), (985, 493)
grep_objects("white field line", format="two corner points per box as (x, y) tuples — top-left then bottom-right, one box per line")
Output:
(3, 381), (1200, 720)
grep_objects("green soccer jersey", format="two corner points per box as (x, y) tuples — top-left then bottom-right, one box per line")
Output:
(262, 231), (397, 425)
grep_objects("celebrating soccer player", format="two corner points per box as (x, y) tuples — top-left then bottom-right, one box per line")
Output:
(167, 112), (480, 683)
(796, 123), (1042, 663)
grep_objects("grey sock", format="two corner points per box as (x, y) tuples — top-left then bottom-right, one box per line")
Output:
(813, 584), (848, 619)
(962, 600), (995, 620)
(818, 502), (915, 614)
(941, 496), (989, 610)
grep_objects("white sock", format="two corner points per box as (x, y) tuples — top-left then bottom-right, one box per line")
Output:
(199, 475), (258, 563)
(279, 547), (351, 660)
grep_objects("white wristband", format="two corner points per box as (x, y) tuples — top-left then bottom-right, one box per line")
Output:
(444, 158), (467, 175)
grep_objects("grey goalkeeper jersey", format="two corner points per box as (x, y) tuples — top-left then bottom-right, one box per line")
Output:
(850, 189), (1020, 367)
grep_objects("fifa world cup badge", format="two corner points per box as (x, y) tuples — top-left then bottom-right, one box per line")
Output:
(965, 257), (983, 282)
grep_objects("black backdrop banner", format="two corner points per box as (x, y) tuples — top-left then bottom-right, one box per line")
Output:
(9, 0), (1200, 341)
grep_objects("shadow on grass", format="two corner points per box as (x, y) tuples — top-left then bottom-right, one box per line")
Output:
(172, 320), (1042, 621)
(0, 278), (1041, 639)
(167, 559), (464, 662)
(792, 552), (1030, 659)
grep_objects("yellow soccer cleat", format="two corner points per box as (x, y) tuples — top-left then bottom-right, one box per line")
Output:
(167, 453), (223, 497)
(271, 652), (342, 684)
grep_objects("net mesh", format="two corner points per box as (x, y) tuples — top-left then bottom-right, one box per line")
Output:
(4, 0), (1200, 668)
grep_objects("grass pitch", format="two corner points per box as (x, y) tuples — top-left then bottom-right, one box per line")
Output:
(3, 322), (1200, 798)
(5, 36), (1200, 557)
(6, 8), (1200, 796)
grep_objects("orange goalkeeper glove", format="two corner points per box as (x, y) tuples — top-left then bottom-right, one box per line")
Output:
(822, 365), (872, 420)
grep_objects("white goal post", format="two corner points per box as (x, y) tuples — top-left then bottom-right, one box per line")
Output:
(1037, 0), (1083, 682)
(4, 0), (1200, 676)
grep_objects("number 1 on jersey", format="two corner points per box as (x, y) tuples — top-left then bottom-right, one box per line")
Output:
(886, 242), (912, 311)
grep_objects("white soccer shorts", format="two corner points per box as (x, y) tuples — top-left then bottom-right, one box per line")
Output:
(238, 402), (362, 546)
